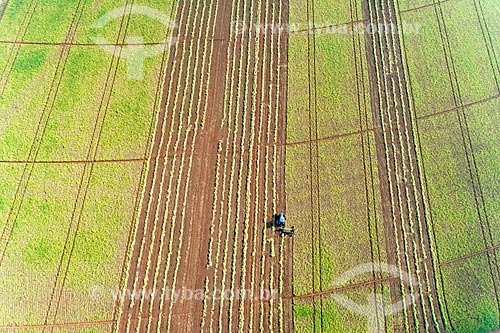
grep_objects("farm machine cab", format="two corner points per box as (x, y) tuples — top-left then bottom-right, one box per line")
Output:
(274, 212), (294, 236)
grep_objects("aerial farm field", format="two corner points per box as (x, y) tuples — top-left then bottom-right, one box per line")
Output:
(0, 0), (499, 332)
(287, 0), (500, 332)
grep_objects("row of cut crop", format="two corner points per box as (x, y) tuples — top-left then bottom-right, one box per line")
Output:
(236, 0), (264, 329)
(162, 0), (218, 330)
(248, 0), (273, 331)
(158, 1), (213, 330)
(225, 0), (259, 328)
(214, 0), (250, 330)
(122, 0), (197, 330)
(203, 0), (242, 330)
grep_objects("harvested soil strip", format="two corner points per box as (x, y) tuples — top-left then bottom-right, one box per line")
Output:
(117, 0), (290, 331)
(361, 0), (445, 331)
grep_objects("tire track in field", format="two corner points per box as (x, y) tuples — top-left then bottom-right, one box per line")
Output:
(433, 1), (500, 325)
(303, 0), (322, 330)
(0, 0), (39, 96)
(361, 0), (445, 331)
(473, 0), (500, 94)
(350, 0), (386, 330)
(0, 0), (87, 269)
(45, 0), (170, 328)
(0, 0), (9, 22)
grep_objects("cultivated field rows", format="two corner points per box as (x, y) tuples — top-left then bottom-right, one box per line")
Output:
(0, 0), (176, 328)
(287, 0), (500, 332)
(117, 0), (291, 331)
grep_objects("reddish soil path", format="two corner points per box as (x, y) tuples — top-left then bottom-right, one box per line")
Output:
(361, 0), (445, 332)
(117, 0), (290, 332)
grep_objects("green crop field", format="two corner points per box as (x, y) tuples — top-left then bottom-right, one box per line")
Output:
(0, 0), (175, 328)
(1, 0), (500, 331)
(287, 0), (500, 332)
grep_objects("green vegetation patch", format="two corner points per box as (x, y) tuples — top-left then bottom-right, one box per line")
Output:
(418, 112), (486, 262)
(126, 0), (175, 44)
(96, 49), (163, 160)
(56, 161), (143, 322)
(317, 136), (373, 287)
(480, 0), (500, 65)
(315, 32), (360, 139)
(289, 0), (309, 29)
(74, 0), (126, 44)
(0, 46), (60, 160)
(0, 0), (32, 40)
(287, 33), (310, 143)
(441, 254), (500, 333)
(293, 298), (317, 332)
(287, 144), (314, 295)
(442, 0), (498, 105)
(466, 99), (500, 245)
(312, 0), (354, 28)
(23, 0), (79, 43)
(401, 8), (455, 118)
(0, 164), (83, 325)
(36, 46), (112, 161)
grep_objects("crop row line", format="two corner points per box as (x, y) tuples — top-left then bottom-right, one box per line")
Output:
(226, 0), (259, 328)
(214, 0), (250, 329)
(237, 0), (264, 329)
(165, 0), (220, 330)
(249, 0), (271, 331)
(117, 0), (191, 330)
(203, 0), (242, 329)
(275, 1), (286, 331)
(162, 0), (217, 330)
(201, 0), (239, 329)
